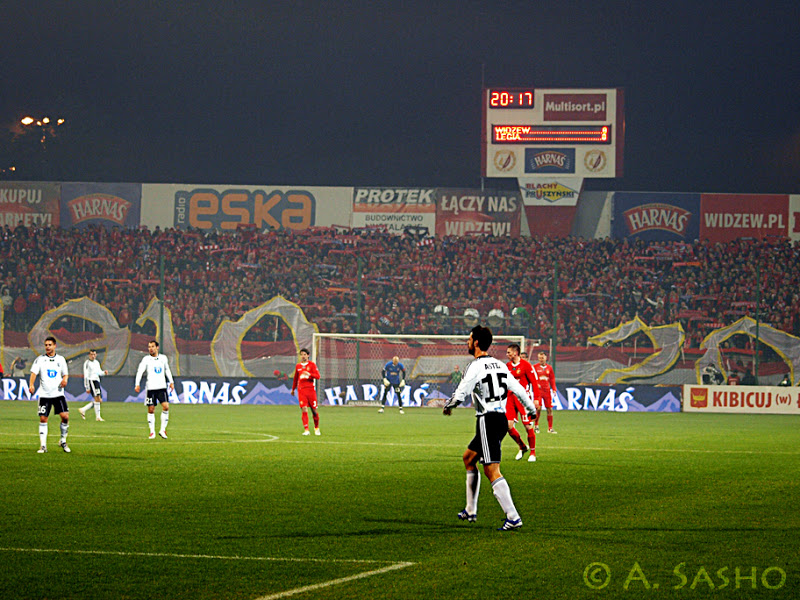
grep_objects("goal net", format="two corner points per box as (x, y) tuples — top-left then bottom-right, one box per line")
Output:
(312, 333), (526, 406)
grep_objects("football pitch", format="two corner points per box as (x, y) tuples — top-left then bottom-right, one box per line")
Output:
(1, 401), (798, 599)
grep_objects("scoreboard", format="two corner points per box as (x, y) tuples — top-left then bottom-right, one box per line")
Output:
(482, 88), (625, 179)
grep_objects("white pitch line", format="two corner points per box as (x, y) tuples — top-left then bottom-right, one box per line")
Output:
(264, 440), (800, 455)
(254, 561), (415, 600)
(2, 432), (799, 454)
(0, 547), (406, 564)
(539, 445), (800, 455)
(0, 547), (415, 600)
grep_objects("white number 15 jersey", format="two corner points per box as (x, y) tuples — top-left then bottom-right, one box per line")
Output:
(445, 356), (535, 416)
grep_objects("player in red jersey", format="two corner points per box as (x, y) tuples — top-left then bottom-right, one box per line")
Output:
(533, 351), (557, 434)
(505, 344), (542, 462)
(291, 348), (321, 436)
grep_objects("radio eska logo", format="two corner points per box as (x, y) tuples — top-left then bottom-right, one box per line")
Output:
(690, 387), (708, 408)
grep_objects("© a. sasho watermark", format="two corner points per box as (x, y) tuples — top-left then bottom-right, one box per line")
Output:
(583, 562), (787, 591)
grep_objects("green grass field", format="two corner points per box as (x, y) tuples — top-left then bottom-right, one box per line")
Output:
(1, 401), (798, 599)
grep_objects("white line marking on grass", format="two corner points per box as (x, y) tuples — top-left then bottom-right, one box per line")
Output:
(3, 432), (799, 454)
(0, 547), (415, 599)
(176, 431), (280, 444)
(275, 440), (800, 455)
(541, 445), (800, 455)
(0, 546), (401, 563)
(254, 562), (415, 600)
(0, 431), (280, 445)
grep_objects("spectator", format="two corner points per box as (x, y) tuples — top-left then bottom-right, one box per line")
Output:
(702, 364), (724, 385)
(1, 287), (12, 312)
(10, 356), (27, 377)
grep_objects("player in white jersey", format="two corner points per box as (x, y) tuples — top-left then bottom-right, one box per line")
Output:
(443, 326), (536, 531)
(134, 340), (175, 439)
(28, 336), (71, 453)
(79, 349), (108, 421)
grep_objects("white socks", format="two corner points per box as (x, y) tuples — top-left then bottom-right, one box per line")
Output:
(491, 477), (520, 521)
(83, 400), (102, 417)
(149, 412), (169, 434)
(465, 470), (481, 514)
(38, 422), (68, 448)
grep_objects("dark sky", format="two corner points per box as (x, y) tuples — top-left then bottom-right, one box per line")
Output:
(2, 1), (799, 193)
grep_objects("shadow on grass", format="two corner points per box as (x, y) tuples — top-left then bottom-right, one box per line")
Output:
(86, 454), (147, 461)
(221, 517), (494, 539)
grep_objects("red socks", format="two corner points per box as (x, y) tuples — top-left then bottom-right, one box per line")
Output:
(508, 427), (526, 450)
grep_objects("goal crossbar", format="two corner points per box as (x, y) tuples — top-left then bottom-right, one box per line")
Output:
(312, 333), (526, 386)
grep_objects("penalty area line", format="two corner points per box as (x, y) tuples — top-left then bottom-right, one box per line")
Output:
(0, 547), (415, 599)
(254, 561), (415, 600)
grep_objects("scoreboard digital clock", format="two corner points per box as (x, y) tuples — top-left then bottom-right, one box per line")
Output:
(488, 89), (536, 108)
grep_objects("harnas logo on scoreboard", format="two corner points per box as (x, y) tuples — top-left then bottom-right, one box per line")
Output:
(623, 203), (691, 236)
(524, 148), (576, 174)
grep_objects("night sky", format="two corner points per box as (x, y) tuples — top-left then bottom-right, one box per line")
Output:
(2, 1), (799, 193)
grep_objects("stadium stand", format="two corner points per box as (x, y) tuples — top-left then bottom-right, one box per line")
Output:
(2, 224), (799, 349)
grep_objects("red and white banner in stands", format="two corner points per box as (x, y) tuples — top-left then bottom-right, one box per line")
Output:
(698, 194), (789, 242)
(435, 188), (522, 237)
(0, 182), (60, 227)
(682, 384), (800, 414)
(351, 187), (436, 235)
(519, 177), (583, 238)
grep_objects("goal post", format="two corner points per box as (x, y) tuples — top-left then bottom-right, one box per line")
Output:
(312, 333), (527, 406)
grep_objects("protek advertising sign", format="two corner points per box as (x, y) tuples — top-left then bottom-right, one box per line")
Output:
(351, 187), (436, 235)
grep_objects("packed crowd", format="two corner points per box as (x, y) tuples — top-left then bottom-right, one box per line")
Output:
(2, 224), (799, 348)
